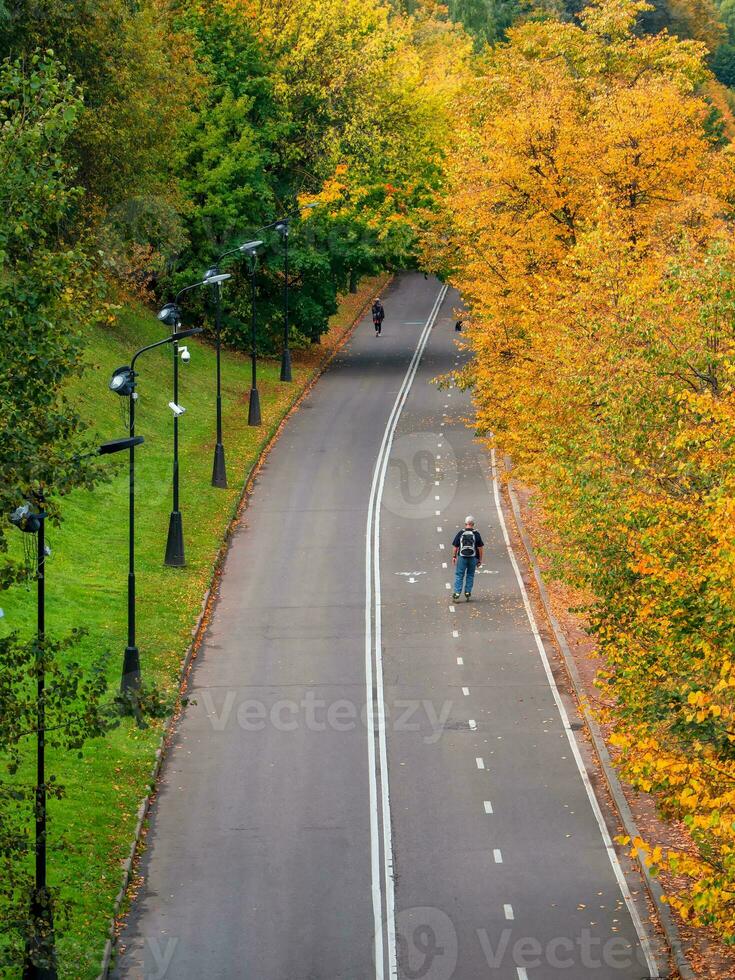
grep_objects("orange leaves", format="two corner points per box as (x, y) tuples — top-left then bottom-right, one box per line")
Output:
(431, 0), (735, 944)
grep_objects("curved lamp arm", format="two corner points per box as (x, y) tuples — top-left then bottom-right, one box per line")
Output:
(131, 329), (201, 371)
(218, 203), (317, 260)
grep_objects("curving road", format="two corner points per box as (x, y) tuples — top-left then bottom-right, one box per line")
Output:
(115, 273), (663, 980)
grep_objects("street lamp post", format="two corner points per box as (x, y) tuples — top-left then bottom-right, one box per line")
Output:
(275, 221), (292, 382)
(240, 241), (264, 426)
(10, 439), (141, 978)
(202, 256), (247, 488)
(109, 331), (200, 690)
(159, 275), (230, 567)
(13, 493), (54, 980)
(271, 203), (317, 384)
(205, 273), (227, 488)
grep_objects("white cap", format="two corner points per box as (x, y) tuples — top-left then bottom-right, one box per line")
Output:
(465, 515), (475, 525)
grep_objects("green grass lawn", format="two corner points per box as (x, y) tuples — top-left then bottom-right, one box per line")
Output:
(0, 277), (386, 978)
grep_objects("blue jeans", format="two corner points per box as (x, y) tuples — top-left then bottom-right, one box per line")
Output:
(454, 556), (477, 594)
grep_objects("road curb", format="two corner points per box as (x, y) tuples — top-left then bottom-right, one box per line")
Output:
(501, 463), (695, 980)
(97, 275), (392, 979)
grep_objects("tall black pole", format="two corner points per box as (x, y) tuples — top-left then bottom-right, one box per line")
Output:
(211, 280), (227, 487)
(248, 264), (261, 426)
(24, 493), (57, 980)
(280, 226), (292, 382)
(121, 391), (140, 692)
(165, 336), (185, 566)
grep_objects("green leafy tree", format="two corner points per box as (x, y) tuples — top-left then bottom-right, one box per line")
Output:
(0, 1), (197, 278)
(0, 52), (104, 584)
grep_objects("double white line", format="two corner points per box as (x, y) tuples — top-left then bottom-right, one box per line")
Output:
(364, 284), (448, 979)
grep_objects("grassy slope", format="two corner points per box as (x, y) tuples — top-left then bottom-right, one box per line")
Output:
(0, 276), (387, 978)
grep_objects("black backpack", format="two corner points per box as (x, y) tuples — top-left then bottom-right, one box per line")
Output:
(459, 529), (477, 558)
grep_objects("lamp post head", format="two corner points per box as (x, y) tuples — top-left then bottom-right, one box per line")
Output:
(157, 303), (181, 328)
(203, 270), (232, 286)
(98, 436), (144, 455)
(275, 222), (289, 238)
(109, 365), (135, 397)
(9, 503), (43, 534)
(239, 239), (264, 256)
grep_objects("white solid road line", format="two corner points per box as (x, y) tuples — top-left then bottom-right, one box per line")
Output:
(489, 449), (660, 978)
(365, 284), (448, 980)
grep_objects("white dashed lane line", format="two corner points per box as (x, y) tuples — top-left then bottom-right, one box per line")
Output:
(442, 347), (521, 969)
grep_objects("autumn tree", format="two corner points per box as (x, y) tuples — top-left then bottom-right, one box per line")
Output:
(430, 0), (735, 937)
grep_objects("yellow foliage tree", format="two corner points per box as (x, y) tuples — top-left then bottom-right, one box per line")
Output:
(429, 0), (735, 939)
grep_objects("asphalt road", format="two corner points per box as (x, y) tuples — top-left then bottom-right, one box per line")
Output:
(115, 273), (662, 980)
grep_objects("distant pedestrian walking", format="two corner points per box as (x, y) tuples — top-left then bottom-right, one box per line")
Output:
(452, 516), (484, 601)
(372, 298), (385, 336)
(455, 319), (463, 332)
